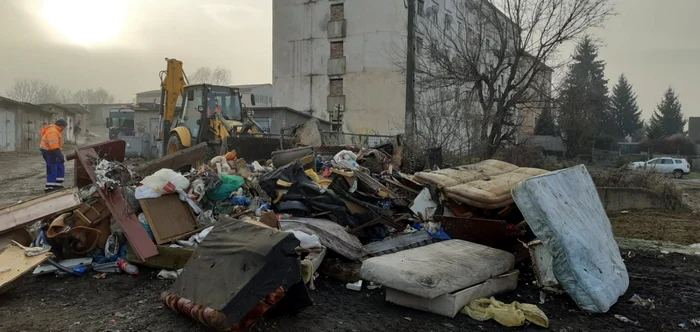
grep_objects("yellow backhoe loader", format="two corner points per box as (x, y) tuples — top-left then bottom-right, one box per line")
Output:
(157, 58), (283, 162)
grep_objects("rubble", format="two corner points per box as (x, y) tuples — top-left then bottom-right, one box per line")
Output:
(0, 136), (635, 329)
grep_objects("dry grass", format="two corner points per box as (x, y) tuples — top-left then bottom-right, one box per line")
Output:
(589, 167), (685, 211)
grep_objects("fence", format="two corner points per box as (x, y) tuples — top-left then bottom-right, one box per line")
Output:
(321, 132), (397, 148)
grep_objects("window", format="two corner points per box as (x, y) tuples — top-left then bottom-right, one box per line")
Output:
(445, 13), (453, 29)
(675, 159), (683, 164)
(458, 21), (464, 37)
(330, 41), (344, 59)
(330, 78), (343, 96)
(661, 159), (673, 165)
(432, 6), (439, 24)
(254, 118), (271, 133)
(330, 3), (344, 21)
(647, 159), (660, 165)
(417, 0), (424, 16)
(416, 37), (423, 55)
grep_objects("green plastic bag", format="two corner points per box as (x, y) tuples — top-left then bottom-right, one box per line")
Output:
(207, 174), (245, 202)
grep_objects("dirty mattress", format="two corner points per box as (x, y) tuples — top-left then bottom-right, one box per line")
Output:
(360, 240), (514, 299)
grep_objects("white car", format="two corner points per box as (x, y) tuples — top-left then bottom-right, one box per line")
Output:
(631, 157), (691, 179)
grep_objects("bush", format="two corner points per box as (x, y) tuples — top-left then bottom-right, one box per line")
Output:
(639, 134), (697, 155)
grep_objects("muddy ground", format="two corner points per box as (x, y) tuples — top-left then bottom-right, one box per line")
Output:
(0, 250), (697, 332)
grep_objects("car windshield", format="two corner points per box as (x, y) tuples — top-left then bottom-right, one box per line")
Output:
(109, 111), (134, 128)
(207, 88), (242, 121)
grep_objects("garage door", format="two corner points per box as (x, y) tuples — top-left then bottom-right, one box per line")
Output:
(0, 110), (16, 152)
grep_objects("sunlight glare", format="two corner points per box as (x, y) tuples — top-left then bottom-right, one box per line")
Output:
(42, 0), (127, 45)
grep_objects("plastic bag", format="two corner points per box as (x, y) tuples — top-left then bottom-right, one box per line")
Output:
(461, 297), (549, 328)
(286, 230), (322, 249)
(136, 169), (190, 199)
(206, 174), (245, 202)
(333, 150), (359, 169)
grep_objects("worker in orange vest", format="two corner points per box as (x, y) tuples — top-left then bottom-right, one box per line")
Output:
(40, 119), (67, 193)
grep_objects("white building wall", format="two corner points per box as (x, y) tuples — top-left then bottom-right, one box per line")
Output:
(273, 0), (407, 135)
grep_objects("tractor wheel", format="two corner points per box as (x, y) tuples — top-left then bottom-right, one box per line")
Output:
(167, 134), (186, 154)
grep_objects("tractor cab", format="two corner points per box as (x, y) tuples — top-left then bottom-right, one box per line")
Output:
(176, 84), (245, 141)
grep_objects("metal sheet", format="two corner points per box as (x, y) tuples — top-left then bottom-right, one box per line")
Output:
(75, 148), (157, 260)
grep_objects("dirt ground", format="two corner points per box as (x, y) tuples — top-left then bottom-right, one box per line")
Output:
(0, 148), (77, 208)
(0, 250), (697, 332)
(611, 211), (700, 245)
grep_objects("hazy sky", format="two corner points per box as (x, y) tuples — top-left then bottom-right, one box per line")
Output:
(0, 0), (698, 122)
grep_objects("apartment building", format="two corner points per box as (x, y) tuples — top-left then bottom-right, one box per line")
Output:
(273, 0), (551, 137)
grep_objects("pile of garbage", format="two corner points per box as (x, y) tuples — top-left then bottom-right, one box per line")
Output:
(0, 138), (630, 330)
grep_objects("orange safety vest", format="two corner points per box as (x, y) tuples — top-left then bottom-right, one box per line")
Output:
(40, 125), (63, 150)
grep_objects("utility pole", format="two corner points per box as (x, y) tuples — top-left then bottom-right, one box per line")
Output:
(405, 0), (417, 141)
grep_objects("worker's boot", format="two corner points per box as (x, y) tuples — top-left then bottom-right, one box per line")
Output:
(44, 185), (64, 194)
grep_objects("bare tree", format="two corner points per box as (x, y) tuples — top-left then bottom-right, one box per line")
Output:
(413, 0), (615, 158)
(189, 66), (232, 85)
(73, 88), (116, 104)
(416, 87), (477, 154)
(5, 79), (61, 104)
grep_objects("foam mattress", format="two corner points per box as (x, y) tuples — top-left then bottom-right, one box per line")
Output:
(360, 240), (514, 299)
(511, 165), (629, 313)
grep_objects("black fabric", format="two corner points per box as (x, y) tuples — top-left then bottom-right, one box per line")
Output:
(280, 181), (364, 228)
(169, 217), (310, 325)
(258, 160), (313, 198)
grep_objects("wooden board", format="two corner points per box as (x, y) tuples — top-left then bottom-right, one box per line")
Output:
(139, 195), (198, 244)
(75, 148), (157, 260)
(0, 187), (81, 234)
(0, 243), (53, 292)
(126, 244), (195, 270)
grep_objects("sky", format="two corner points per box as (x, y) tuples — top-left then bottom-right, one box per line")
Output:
(0, 0), (698, 122)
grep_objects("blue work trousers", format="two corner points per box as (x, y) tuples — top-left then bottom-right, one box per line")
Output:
(41, 149), (65, 190)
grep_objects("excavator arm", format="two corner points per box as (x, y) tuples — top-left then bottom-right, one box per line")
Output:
(158, 58), (187, 153)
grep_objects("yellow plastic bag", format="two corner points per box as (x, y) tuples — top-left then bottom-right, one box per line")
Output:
(305, 169), (321, 183)
(461, 297), (549, 328)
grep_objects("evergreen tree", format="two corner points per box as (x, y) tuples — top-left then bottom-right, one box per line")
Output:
(648, 87), (686, 137)
(557, 36), (611, 155)
(534, 108), (557, 136)
(610, 74), (643, 138)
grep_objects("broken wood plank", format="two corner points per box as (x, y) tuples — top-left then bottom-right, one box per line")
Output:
(75, 148), (158, 260)
(0, 187), (81, 234)
(0, 242), (53, 293)
(126, 244), (195, 270)
(133, 142), (207, 176)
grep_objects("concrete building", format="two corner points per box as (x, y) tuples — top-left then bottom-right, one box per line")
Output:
(251, 106), (332, 134)
(135, 90), (162, 105)
(232, 84), (274, 108)
(273, 0), (408, 135)
(0, 97), (55, 152)
(41, 104), (92, 143)
(273, 0), (552, 144)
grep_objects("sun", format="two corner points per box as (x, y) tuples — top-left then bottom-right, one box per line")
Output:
(42, 0), (127, 45)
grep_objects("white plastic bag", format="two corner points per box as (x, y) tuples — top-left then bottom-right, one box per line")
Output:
(136, 169), (190, 199)
(287, 230), (322, 249)
(333, 150), (359, 169)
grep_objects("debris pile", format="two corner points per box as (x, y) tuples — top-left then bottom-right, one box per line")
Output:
(0, 135), (631, 329)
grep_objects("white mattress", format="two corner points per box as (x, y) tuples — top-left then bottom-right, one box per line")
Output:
(360, 240), (514, 299)
(512, 165), (629, 313)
